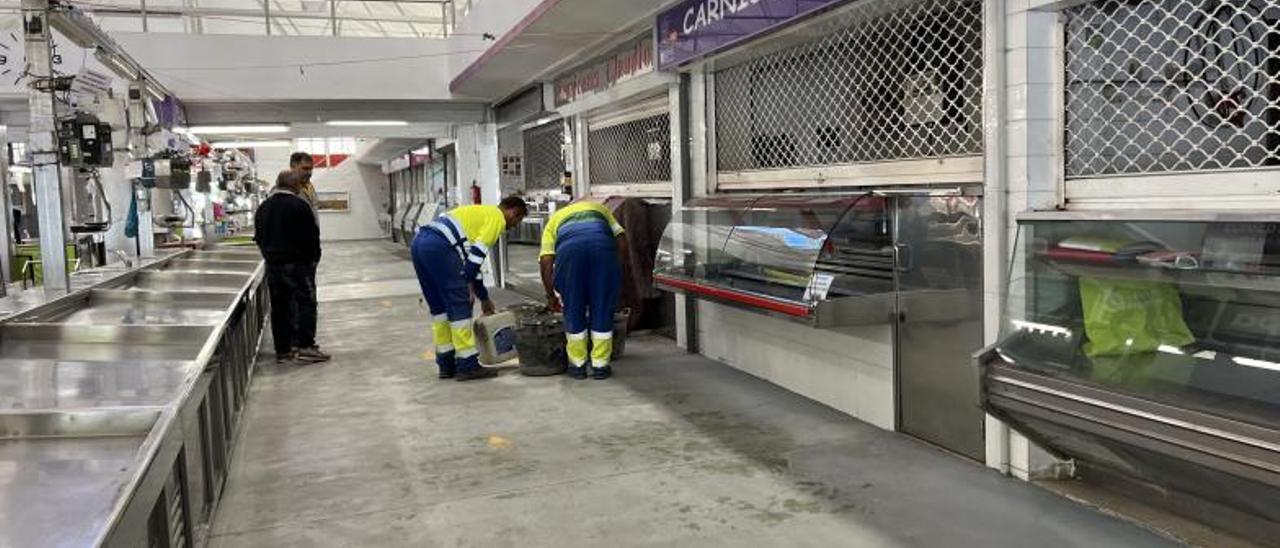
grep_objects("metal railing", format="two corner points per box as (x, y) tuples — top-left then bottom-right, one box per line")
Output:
(41, 0), (473, 38)
(1064, 0), (1280, 178)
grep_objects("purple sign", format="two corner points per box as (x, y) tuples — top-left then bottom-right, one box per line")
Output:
(656, 0), (846, 70)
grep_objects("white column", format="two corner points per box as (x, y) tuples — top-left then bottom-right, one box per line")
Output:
(454, 122), (500, 204)
(24, 0), (70, 293)
(993, 0), (1070, 481)
(454, 122), (501, 287)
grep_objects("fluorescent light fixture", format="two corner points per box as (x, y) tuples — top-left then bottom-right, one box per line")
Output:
(211, 140), (293, 149)
(187, 125), (290, 134)
(411, 146), (432, 155)
(1010, 320), (1071, 338)
(8, 166), (31, 174)
(94, 48), (138, 80)
(1233, 356), (1280, 372)
(325, 120), (408, 127)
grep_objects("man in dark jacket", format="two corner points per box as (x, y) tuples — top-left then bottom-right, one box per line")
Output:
(255, 170), (328, 365)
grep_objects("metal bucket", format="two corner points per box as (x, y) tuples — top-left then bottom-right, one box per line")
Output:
(511, 304), (567, 376)
(611, 308), (631, 360)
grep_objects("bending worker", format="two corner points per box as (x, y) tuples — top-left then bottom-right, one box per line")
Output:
(411, 196), (528, 381)
(539, 199), (628, 380)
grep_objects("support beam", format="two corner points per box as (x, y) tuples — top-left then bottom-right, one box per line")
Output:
(23, 0), (69, 294)
(0, 127), (12, 296)
(127, 83), (155, 258)
(672, 73), (697, 353)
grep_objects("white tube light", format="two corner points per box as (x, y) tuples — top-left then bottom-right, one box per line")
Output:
(212, 140), (293, 149)
(411, 146), (431, 155)
(324, 120), (408, 127)
(94, 49), (138, 80)
(187, 125), (290, 134)
(8, 166), (31, 174)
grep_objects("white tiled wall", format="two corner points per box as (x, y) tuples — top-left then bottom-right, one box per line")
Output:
(987, 0), (1070, 478)
(696, 301), (896, 430)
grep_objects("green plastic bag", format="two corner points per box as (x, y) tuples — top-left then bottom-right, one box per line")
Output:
(1079, 277), (1195, 358)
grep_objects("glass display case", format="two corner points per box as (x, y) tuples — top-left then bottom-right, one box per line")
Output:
(978, 210), (1280, 537)
(654, 194), (896, 327)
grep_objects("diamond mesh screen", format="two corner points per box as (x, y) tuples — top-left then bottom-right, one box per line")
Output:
(588, 113), (672, 185)
(1065, 0), (1280, 177)
(523, 122), (565, 191)
(714, 0), (984, 173)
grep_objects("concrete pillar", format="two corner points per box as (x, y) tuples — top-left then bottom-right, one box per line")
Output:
(454, 122), (500, 205)
(23, 0), (70, 293)
(673, 72), (701, 353)
(454, 122), (501, 287)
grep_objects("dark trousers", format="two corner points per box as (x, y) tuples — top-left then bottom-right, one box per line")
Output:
(267, 262), (317, 355)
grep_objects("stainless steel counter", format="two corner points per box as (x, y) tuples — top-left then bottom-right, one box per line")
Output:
(0, 246), (268, 547)
(0, 436), (149, 547)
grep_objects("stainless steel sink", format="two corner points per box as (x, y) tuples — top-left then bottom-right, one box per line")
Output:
(0, 407), (161, 439)
(110, 271), (251, 293)
(0, 358), (196, 411)
(9, 289), (235, 325)
(0, 324), (216, 362)
(192, 249), (262, 261)
(157, 258), (261, 274)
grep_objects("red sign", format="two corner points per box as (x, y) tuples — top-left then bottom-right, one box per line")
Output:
(553, 35), (654, 107)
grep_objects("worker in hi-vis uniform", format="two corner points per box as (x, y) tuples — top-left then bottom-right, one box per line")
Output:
(411, 197), (528, 381)
(539, 200), (628, 380)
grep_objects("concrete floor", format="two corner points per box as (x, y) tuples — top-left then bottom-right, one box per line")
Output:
(208, 240), (1181, 547)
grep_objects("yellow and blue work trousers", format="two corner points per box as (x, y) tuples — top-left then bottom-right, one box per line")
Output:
(410, 227), (481, 377)
(553, 222), (621, 370)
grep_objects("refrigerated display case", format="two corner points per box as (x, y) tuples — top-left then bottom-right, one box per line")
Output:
(655, 190), (987, 459)
(978, 210), (1280, 540)
(653, 194), (896, 328)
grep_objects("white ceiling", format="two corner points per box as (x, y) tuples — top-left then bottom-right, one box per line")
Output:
(448, 0), (671, 101)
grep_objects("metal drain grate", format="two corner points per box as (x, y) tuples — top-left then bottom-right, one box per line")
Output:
(713, 0), (984, 173)
(1065, 0), (1280, 177)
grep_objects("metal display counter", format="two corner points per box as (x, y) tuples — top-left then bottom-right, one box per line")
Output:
(0, 246), (268, 547)
(978, 210), (1280, 541)
(654, 190), (987, 460)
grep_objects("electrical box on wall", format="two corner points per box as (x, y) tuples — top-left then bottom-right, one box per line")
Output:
(58, 115), (114, 167)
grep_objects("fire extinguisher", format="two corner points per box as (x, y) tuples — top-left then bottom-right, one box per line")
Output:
(470, 181), (482, 204)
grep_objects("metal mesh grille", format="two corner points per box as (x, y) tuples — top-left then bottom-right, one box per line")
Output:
(588, 113), (672, 185)
(1065, 0), (1280, 177)
(523, 122), (565, 190)
(714, 0), (983, 173)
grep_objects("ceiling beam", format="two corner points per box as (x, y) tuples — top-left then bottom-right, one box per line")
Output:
(181, 99), (490, 125)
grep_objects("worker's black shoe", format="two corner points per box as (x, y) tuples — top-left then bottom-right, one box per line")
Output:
(568, 366), (588, 380)
(454, 367), (498, 382)
(437, 367), (456, 380)
(591, 365), (613, 380)
(295, 346), (331, 363)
